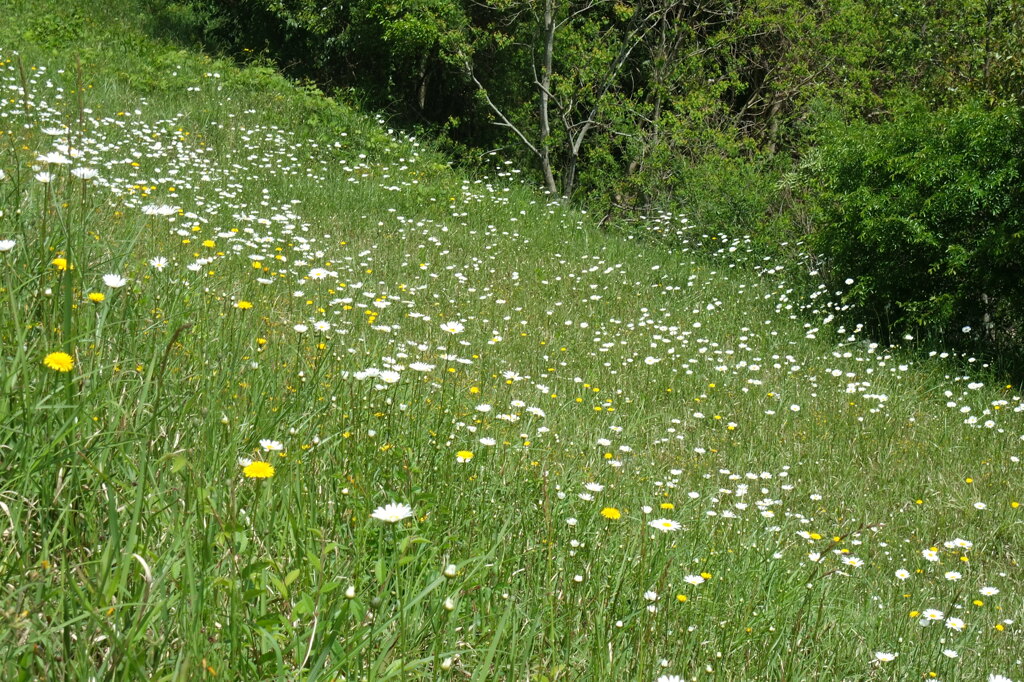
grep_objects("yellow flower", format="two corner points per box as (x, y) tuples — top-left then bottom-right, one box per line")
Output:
(243, 461), (275, 478)
(202, 240), (215, 248)
(456, 450), (474, 462)
(51, 257), (68, 270)
(600, 507), (621, 520)
(87, 292), (105, 303)
(236, 300), (253, 310)
(676, 594), (687, 602)
(660, 502), (674, 510)
(43, 351), (74, 372)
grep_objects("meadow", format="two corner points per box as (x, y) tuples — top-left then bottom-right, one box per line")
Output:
(0, 1), (1021, 679)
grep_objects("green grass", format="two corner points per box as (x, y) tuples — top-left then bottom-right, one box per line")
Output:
(0, 0), (1022, 679)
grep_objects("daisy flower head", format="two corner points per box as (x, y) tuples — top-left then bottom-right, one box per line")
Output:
(259, 439), (284, 452)
(874, 652), (897, 662)
(43, 351), (74, 372)
(895, 568), (910, 580)
(149, 256), (168, 271)
(102, 274), (128, 289)
(656, 675), (684, 682)
(648, 518), (681, 532)
(371, 502), (414, 523)
(37, 151), (71, 165)
(440, 321), (464, 334)
(242, 461), (275, 479)
(945, 617), (966, 631)
(0, 239), (15, 252)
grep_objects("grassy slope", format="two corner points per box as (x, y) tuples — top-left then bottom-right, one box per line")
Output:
(0, 0), (1022, 680)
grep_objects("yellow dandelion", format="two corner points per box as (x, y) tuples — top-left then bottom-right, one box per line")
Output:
(202, 240), (215, 248)
(236, 300), (253, 310)
(600, 507), (621, 520)
(243, 461), (275, 478)
(676, 594), (688, 602)
(456, 450), (474, 463)
(660, 502), (674, 510)
(87, 292), (105, 303)
(43, 351), (74, 372)
(51, 257), (68, 271)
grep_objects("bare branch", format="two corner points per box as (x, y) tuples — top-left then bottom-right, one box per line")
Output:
(466, 63), (542, 159)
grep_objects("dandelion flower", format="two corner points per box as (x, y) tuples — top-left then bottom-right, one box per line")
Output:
(371, 502), (414, 523)
(601, 507), (621, 520)
(243, 461), (275, 478)
(456, 450), (474, 463)
(236, 300), (253, 310)
(52, 257), (69, 271)
(87, 292), (105, 303)
(43, 351), (74, 372)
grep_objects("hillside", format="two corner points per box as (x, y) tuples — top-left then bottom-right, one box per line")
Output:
(0, 0), (1021, 679)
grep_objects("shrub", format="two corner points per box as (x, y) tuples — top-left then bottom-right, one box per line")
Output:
(809, 99), (1024, 350)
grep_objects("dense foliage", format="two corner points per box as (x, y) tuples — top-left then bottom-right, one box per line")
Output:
(810, 101), (1024, 347)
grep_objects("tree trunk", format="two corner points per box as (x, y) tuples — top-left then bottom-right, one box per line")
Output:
(539, 0), (559, 195)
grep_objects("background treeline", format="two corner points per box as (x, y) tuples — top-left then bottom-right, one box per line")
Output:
(156, 0), (1023, 357)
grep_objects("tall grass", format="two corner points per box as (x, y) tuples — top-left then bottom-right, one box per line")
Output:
(0, 0), (1021, 679)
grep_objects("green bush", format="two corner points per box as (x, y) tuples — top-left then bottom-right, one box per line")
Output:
(810, 99), (1024, 349)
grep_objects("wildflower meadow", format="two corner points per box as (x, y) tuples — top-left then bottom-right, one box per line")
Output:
(0, 1), (1021, 679)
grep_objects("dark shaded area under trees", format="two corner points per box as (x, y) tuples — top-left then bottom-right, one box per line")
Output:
(151, 0), (1023, 366)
